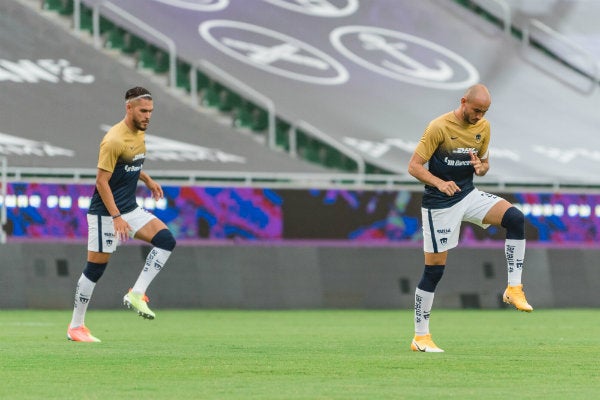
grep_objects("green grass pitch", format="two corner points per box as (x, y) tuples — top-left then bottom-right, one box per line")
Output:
(1, 309), (599, 399)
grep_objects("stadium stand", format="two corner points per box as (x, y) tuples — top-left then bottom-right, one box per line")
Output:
(457, 0), (600, 93)
(0, 0), (338, 182)
(9, 0), (600, 191)
(2, 0), (600, 311)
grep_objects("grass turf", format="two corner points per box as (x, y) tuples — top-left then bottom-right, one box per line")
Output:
(1, 309), (599, 399)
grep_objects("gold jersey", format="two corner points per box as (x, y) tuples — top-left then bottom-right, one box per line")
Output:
(415, 111), (490, 209)
(89, 120), (146, 215)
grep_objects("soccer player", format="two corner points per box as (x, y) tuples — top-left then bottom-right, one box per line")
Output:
(67, 87), (176, 342)
(407, 84), (532, 353)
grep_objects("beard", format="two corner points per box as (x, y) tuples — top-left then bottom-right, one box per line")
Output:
(133, 119), (149, 131)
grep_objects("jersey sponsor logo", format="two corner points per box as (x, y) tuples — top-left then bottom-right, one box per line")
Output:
(444, 157), (471, 167)
(124, 165), (142, 172)
(0, 59), (94, 84)
(199, 20), (349, 85)
(453, 148), (477, 154)
(330, 26), (479, 89)
(260, 0), (359, 17)
(0, 131), (74, 157)
(149, 0), (229, 11)
(132, 153), (145, 162)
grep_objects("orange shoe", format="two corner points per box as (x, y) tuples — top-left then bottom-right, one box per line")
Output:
(503, 284), (533, 312)
(67, 324), (101, 342)
(411, 333), (444, 353)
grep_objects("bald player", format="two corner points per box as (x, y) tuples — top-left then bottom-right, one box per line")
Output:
(67, 86), (176, 342)
(407, 84), (532, 353)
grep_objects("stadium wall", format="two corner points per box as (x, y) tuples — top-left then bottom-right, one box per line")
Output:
(1, 242), (598, 309)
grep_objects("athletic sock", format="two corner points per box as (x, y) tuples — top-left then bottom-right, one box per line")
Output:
(505, 239), (525, 286)
(70, 274), (96, 328)
(131, 248), (171, 294)
(414, 288), (435, 336)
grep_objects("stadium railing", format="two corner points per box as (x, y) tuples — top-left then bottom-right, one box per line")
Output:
(3, 163), (600, 194)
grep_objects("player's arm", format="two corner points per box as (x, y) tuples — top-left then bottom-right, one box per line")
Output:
(96, 168), (131, 241)
(139, 170), (163, 201)
(408, 152), (461, 196)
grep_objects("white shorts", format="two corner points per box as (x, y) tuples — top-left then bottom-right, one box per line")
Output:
(87, 207), (157, 253)
(422, 188), (503, 253)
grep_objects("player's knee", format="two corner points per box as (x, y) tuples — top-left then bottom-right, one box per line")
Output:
(151, 228), (176, 251)
(417, 265), (445, 292)
(83, 262), (107, 283)
(501, 206), (525, 240)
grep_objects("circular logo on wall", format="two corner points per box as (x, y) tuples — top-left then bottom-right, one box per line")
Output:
(330, 26), (479, 89)
(149, 0), (229, 11)
(199, 20), (349, 85)
(260, 0), (359, 17)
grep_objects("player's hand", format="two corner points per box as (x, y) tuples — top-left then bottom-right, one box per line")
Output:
(145, 179), (164, 201)
(437, 180), (461, 196)
(113, 216), (132, 242)
(470, 151), (485, 176)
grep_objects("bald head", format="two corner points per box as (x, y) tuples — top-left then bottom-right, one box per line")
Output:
(464, 84), (491, 105)
(456, 84), (491, 125)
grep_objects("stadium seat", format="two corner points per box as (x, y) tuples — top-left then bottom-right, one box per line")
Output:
(195, 70), (210, 91)
(275, 119), (290, 151)
(297, 132), (321, 165)
(60, 0), (74, 15)
(217, 87), (242, 113)
(323, 145), (343, 170)
(43, 0), (61, 11)
(201, 84), (221, 109)
(137, 44), (157, 70)
(153, 48), (170, 74)
(250, 106), (268, 132)
(78, 5), (92, 31)
(105, 26), (126, 50)
(121, 32), (146, 55)
(176, 61), (191, 91)
(232, 100), (254, 129)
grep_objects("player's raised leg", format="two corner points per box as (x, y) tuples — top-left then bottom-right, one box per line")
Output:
(123, 217), (176, 319)
(485, 201), (533, 312)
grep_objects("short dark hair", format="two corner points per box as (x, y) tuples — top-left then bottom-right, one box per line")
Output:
(125, 86), (152, 102)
